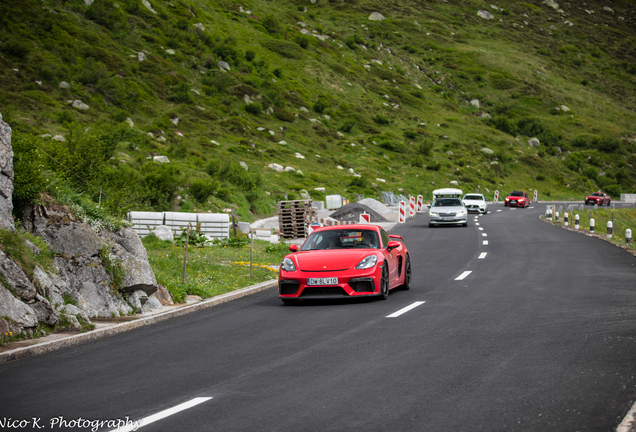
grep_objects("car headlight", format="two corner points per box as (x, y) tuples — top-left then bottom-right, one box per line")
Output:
(356, 255), (377, 270)
(281, 257), (296, 272)
(505, 198), (510, 201)
(457, 210), (466, 216)
(429, 211), (438, 217)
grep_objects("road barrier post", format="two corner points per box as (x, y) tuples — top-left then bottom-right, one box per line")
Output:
(533, 190), (538, 202)
(574, 214), (579, 230)
(417, 195), (423, 213)
(607, 221), (613, 239)
(494, 190), (499, 204)
(564, 212), (569, 226)
(590, 218), (595, 233)
(398, 201), (406, 223)
(555, 211), (559, 222)
(626, 229), (632, 245)
(409, 196), (416, 217)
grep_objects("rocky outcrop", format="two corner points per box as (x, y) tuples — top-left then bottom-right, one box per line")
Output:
(0, 113), (14, 231)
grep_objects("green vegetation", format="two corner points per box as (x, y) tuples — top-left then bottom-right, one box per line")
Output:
(142, 235), (288, 302)
(0, 229), (55, 279)
(98, 243), (126, 291)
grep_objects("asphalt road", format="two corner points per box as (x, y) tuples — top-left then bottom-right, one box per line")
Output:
(2, 202), (636, 432)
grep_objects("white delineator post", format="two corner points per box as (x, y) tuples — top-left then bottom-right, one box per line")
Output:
(494, 190), (499, 204)
(409, 196), (416, 217)
(555, 211), (559, 222)
(626, 229), (632, 245)
(398, 201), (406, 223)
(607, 221), (613, 239)
(574, 214), (580, 230)
(417, 195), (423, 213)
(564, 212), (569, 226)
(590, 218), (595, 233)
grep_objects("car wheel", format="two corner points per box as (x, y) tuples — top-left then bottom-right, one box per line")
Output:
(462, 222), (468, 227)
(608, 200), (611, 206)
(379, 264), (389, 300)
(400, 255), (411, 291)
(429, 222), (434, 228)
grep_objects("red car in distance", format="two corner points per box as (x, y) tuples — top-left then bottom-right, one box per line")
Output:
(278, 224), (411, 304)
(585, 192), (611, 206)
(504, 191), (530, 207)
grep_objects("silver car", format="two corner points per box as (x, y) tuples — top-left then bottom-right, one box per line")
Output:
(462, 193), (488, 214)
(428, 197), (468, 227)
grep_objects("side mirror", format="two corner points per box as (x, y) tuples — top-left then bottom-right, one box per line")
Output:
(288, 244), (298, 252)
(386, 241), (400, 251)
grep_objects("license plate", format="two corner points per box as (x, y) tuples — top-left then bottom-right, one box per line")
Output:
(510, 200), (517, 204)
(442, 217), (454, 221)
(307, 277), (338, 286)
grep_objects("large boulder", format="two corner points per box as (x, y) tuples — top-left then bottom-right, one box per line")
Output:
(0, 284), (37, 331)
(0, 113), (14, 231)
(106, 227), (158, 295)
(0, 250), (37, 302)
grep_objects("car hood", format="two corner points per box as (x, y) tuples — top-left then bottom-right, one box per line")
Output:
(295, 249), (377, 271)
(429, 205), (466, 213)
(463, 199), (485, 206)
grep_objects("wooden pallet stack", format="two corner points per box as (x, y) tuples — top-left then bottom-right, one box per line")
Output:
(278, 200), (313, 239)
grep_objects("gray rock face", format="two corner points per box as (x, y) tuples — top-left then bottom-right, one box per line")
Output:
(106, 227), (157, 295)
(31, 295), (59, 326)
(76, 281), (132, 318)
(141, 296), (163, 313)
(151, 225), (173, 242)
(0, 250), (37, 302)
(0, 284), (37, 330)
(127, 289), (148, 313)
(0, 113), (14, 231)
(61, 304), (90, 324)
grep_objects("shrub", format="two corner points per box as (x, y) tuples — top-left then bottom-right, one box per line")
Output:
(262, 14), (283, 33)
(1, 39), (30, 60)
(296, 36), (310, 49)
(189, 179), (217, 203)
(245, 50), (256, 62)
(274, 106), (294, 122)
(313, 98), (328, 113)
(416, 141), (434, 156)
(427, 162), (441, 171)
(373, 114), (391, 125)
(339, 119), (355, 133)
(261, 40), (304, 59)
(244, 102), (262, 115)
(141, 163), (181, 210)
(11, 133), (47, 211)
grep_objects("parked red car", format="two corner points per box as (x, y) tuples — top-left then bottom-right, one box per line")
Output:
(585, 192), (611, 206)
(504, 191), (530, 207)
(278, 225), (411, 304)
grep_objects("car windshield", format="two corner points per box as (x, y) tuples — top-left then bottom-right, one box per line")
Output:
(301, 229), (380, 251)
(509, 191), (524, 197)
(591, 193), (603, 197)
(464, 195), (484, 201)
(433, 198), (462, 207)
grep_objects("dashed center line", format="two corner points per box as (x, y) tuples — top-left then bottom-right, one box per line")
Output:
(110, 397), (213, 432)
(475, 223), (480, 226)
(478, 252), (487, 259)
(482, 233), (487, 237)
(455, 271), (472, 281)
(478, 227), (483, 230)
(386, 301), (425, 318)
(483, 240), (488, 245)
(497, 209), (502, 212)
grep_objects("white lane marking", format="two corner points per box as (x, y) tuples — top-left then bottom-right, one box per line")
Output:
(483, 240), (488, 245)
(510, 208), (516, 211)
(618, 400), (636, 432)
(111, 397), (213, 432)
(478, 252), (487, 259)
(482, 233), (487, 237)
(455, 271), (472, 280)
(478, 227), (483, 230)
(529, 206), (534, 209)
(475, 223), (480, 226)
(497, 209), (502, 212)
(386, 301), (425, 318)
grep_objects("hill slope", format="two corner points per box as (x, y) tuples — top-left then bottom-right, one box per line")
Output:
(1, 0), (635, 221)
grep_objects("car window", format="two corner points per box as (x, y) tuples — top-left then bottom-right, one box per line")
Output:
(301, 229), (379, 250)
(380, 229), (390, 249)
(433, 198), (461, 207)
(464, 195), (483, 201)
(510, 191), (524, 197)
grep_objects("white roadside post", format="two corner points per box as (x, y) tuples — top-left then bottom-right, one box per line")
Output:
(555, 211), (559, 223)
(564, 212), (569, 227)
(590, 218), (595, 233)
(626, 229), (632, 245)
(574, 214), (580, 230)
(607, 221), (613, 239)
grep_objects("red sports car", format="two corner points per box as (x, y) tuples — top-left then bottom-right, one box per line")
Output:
(504, 191), (530, 207)
(585, 192), (611, 206)
(278, 224), (411, 304)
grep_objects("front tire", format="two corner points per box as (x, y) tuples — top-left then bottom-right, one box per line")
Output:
(379, 264), (389, 300)
(400, 255), (411, 290)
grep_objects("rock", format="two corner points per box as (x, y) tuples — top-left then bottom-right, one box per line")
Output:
(283, 166), (295, 172)
(528, 137), (541, 147)
(602, 6), (614, 13)
(239, 161), (249, 170)
(0, 284), (37, 330)
(76, 281), (132, 318)
(478, 10), (494, 19)
(0, 113), (14, 231)
(295, 153), (305, 159)
(72, 100), (89, 110)
(150, 225), (173, 242)
(153, 155), (170, 163)
(470, 99), (480, 109)
(268, 163), (284, 172)
(450, 180), (459, 186)
(32, 265), (65, 308)
(125, 118), (134, 128)
(142, 0), (157, 14)
(153, 285), (174, 306)
(52, 135), (65, 142)
(480, 147), (494, 154)
(105, 227), (158, 295)
(218, 61), (231, 72)
(31, 295), (59, 326)
(0, 250), (37, 302)
(62, 303), (90, 323)
(127, 289), (148, 313)
(61, 313), (81, 329)
(193, 23), (205, 31)
(368, 12), (385, 21)
(165, 49), (175, 55)
(59, 81), (70, 89)
(543, 0), (559, 9)
(171, 117), (179, 125)
(141, 296), (163, 313)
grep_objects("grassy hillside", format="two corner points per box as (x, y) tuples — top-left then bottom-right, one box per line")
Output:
(1, 0), (635, 222)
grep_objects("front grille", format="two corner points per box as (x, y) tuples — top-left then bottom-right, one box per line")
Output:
(300, 286), (347, 297)
(279, 281), (300, 295)
(439, 212), (456, 217)
(349, 278), (374, 293)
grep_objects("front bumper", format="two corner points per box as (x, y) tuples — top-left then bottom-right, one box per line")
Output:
(505, 200), (524, 207)
(429, 214), (467, 225)
(279, 267), (382, 299)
